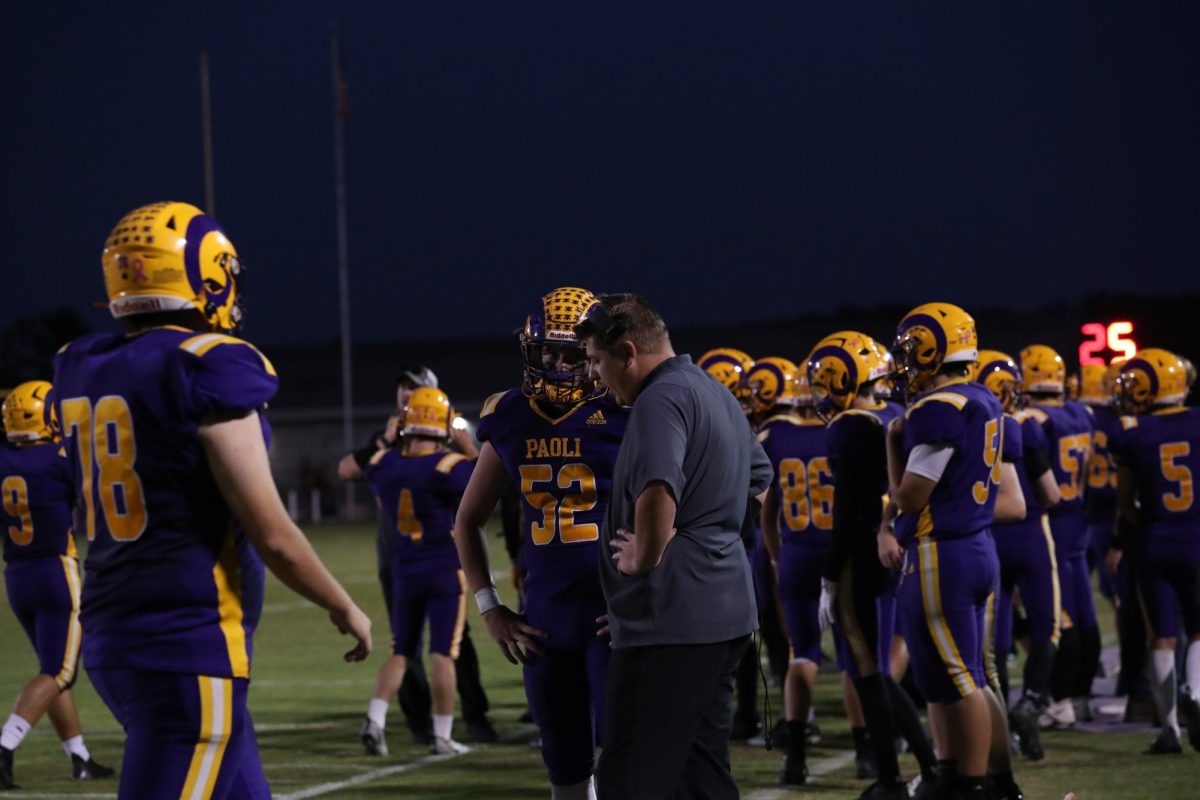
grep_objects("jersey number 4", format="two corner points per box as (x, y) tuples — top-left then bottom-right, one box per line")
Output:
(61, 396), (147, 542)
(519, 463), (599, 545)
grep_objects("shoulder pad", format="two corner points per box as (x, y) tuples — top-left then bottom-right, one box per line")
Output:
(756, 429), (770, 443)
(435, 452), (470, 474)
(1120, 415), (1138, 430)
(833, 408), (883, 426)
(1016, 407), (1049, 424)
(480, 390), (514, 419)
(179, 333), (277, 377)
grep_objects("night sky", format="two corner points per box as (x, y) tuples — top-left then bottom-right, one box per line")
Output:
(5, 3), (1198, 347)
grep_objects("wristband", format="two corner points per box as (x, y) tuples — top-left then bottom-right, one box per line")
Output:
(475, 586), (503, 615)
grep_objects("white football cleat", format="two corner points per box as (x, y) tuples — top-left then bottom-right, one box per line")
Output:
(431, 736), (470, 755)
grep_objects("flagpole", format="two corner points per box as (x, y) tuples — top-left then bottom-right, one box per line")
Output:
(200, 52), (216, 216)
(331, 24), (356, 521)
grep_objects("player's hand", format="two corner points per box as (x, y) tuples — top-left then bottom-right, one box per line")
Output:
(330, 604), (372, 663)
(1104, 547), (1123, 575)
(877, 530), (903, 569)
(482, 605), (546, 665)
(596, 614), (610, 638)
(818, 580), (836, 633)
(449, 421), (476, 456)
(382, 413), (403, 446)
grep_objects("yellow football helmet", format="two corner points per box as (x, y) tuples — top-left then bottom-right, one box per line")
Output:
(102, 202), (244, 332)
(1019, 345), (1066, 395)
(972, 350), (1022, 413)
(1116, 348), (1188, 413)
(745, 357), (802, 415)
(520, 287), (601, 404)
(795, 369), (814, 408)
(403, 387), (453, 439)
(1079, 364), (1110, 407)
(3, 381), (54, 444)
(698, 348), (754, 392)
(806, 331), (890, 420)
(892, 303), (978, 396)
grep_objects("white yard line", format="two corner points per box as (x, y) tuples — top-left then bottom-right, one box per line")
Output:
(273, 750), (463, 799)
(9, 794), (117, 799)
(743, 750), (857, 800)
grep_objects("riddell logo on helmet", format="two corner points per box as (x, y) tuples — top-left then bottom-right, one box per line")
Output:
(112, 296), (164, 314)
(546, 329), (576, 341)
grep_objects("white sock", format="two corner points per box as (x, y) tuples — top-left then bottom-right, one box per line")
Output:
(807, 705), (816, 724)
(433, 714), (453, 741)
(1186, 641), (1200, 702)
(1151, 649), (1179, 735)
(367, 698), (389, 729)
(0, 714), (32, 751)
(61, 735), (90, 761)
(551, 778), (592, 800)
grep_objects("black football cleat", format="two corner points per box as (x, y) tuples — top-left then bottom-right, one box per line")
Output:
(0, 746), (15, 790)
(989, 774), (1025, 800)
(779, 752), (807, 786)
(71, 754), (115, 780)
(1145, 728), (1183, 756)
(466, 717), (498, 744)
(1179, 692), (1200, 752)
(858, 778), (909, 799)
(855, 750), (879, 780)
(1009, 696), (1045, 761)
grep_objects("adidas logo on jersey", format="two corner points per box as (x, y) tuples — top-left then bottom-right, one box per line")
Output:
(586, 410), (607, 425)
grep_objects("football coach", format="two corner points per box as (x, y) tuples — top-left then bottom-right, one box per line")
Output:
(576, 294), (773, 800)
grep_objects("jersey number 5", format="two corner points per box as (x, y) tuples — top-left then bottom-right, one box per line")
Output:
(1160, 442), (1194, 512)
(1057, 433), (1092, 502)
(520, 463), (599, 545)
(61, 396), (148, 542)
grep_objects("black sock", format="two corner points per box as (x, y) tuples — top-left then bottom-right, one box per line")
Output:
(852, 725), (870, 757)
(1050, 627), (1080, 701)
(990, 770), (1018, 789)
(1024, 639), (1057, 700)
(785, 720), (806, 761)
(1075, 624), (1101, 697)
(885, 676), (936, 777)
(855, 674), (900, 782)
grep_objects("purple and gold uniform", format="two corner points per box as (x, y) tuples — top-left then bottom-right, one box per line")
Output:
(825, 402), (902, 679)
(2, 441), (82, 690)
(758, 414), (831, 663)
(52, 327), (276, 799)
(1027, 401), (1096, 629)
(476, 387), (627, 786)
(364, 450), (472, 659)
(897, 380), (1003, 704)
(1084, 405), (1123, 598)
(1111, 408), (1200, 639)
(991, 411), (1062, 665)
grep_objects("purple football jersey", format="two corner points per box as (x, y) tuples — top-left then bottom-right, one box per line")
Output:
(475, 389), (627, 603)
(1, 442), (77, 562)
(1026, 401), (1095, 517)
(757, 415), (832, 548)
(52, 327), (277, 678)
(1083, 406), (1125, 522)
(1111, 407), (1200, 541)
(1009, 409), (1052, 522)
(364, 450), (472, 577)
(902, 379), (1005, 540)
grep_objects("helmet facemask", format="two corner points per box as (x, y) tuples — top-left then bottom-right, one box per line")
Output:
(521, 340), (598, 405)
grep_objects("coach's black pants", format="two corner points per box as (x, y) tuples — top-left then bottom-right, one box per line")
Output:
(597, 635), (751, 800)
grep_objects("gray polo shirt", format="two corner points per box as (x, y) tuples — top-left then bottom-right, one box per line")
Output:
(600, 354), (773, 647)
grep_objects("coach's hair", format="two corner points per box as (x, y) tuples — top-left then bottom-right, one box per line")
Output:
(575, 293), (671, 355)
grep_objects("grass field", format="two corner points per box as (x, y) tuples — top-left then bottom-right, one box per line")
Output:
(4, 522), (1200, 798)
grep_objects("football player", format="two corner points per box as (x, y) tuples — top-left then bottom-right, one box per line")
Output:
(973, 351), (1062, 761)
(1080, 364), (1122, 604)
(52, 202), (371, 799)
(1, 382), (113, 788)
(1108, 349), (1200, 755)
(755, 358), (830, 784)
(359, 387), (475, 756)
(338, 366), (494, 745)
(809, 331), (936, 799)
(453, 288), (627, 800)
(888, 304), (1025, 800)
(1019, 345), (1097, 726)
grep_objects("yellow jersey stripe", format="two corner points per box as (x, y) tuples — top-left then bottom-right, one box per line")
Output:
(54, 555), (82, 689)
(180, 676), (233, 800)
(213, 534), (250, 679)
(836, 408), (884, 425)
(918, 540), (977, 698)
(480, 392), (506, 418)
(436, 453), (468, 474)
(907, 392), (968, 417)
(450, 571), (468, 661)
(180, 334), (278, 377)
